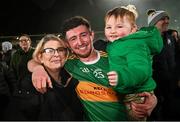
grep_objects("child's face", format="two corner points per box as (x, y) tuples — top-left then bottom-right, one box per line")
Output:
(105, 16), (136, 42)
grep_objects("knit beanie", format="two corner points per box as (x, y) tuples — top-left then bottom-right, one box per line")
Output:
(2, 41), (12, 53)
(147, 9), (169, 26)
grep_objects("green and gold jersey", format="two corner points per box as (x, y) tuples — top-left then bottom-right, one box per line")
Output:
(65, 51), (127, 121)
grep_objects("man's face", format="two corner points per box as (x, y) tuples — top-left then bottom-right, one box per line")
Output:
(155, 16), (169, 33)
(19, 36), (31, 51)
(65, 25), (94, 59)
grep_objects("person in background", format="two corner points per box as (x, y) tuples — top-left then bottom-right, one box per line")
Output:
(10, 34), (34, 82)
(28, 16), (157, 121)
(6, 34), (35, 120)
(147, 9), (179, 120)
(167, 29), (180, 89)
(104, 5), (162, 120)
(2, 41), (13, 66)
(168, 29), (180, 42)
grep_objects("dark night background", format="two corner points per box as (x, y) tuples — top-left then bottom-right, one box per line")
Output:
(0, 0), (180, 41)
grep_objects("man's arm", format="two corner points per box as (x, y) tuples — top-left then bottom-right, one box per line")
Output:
(28, 59), (52, 93)
(28, 58), (42, 73)
(130, 92), (157, 119)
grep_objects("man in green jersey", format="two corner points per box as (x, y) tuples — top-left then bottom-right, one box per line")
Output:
(28, 16), (157, 121)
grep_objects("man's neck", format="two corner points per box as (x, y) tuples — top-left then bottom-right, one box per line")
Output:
(22, 47), (30, 52)
(80, 50), (100, 64)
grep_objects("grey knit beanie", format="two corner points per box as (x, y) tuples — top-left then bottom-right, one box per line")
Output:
(147, 9), (169, 26)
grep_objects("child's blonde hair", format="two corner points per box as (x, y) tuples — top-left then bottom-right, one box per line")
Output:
(105, 4), (138, 25)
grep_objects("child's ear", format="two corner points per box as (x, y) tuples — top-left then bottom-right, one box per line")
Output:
(132, 24), (138, 33)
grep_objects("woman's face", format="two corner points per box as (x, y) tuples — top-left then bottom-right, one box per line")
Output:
(40, 40), (67, 72)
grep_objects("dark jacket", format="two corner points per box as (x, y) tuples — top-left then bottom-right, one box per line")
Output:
(0, 62), (17, 120)
(3, 50), (13, 66)
(152, 31), (177, 97)
(5, 67), (84, 121)
(0, 62), (17, 96)
(10, 47), (34, 82)
(38, 68), (84, 120)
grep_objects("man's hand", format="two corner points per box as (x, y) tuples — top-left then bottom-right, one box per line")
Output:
(130, 92), (157, 119)
(32, 65), (52, 94)
(28, 59), (52, 93)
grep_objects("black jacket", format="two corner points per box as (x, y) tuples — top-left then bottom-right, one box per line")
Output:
(152, 31), (177, 97)
(38, 67), (84, 120)
(7, 67), (84, 121)
(0, 62), (17, 96)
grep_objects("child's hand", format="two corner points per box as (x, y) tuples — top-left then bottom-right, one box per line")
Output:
(107, 71), (118, 86)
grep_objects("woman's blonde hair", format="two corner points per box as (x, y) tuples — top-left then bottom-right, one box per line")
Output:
(105, 4), (138, 25)
(33, 34), (68, 63)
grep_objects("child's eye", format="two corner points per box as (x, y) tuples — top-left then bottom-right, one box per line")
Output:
(117, 26), (123, 28)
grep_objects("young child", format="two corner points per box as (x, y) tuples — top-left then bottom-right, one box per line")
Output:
(104, 5), (163, 120)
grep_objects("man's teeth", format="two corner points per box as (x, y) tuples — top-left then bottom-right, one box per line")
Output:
(79, 46), (86, 50)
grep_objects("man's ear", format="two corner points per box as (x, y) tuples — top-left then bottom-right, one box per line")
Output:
(90, 31), (95, 42)
(64, 41), (70, 48)
(64, 41), (73, 53)
(64, 40), (73, 53)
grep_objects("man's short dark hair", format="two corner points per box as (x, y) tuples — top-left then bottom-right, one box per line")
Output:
(61, 16), (91, 39)
(19, 34), (31, 42)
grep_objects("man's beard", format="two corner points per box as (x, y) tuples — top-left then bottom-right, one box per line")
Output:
(76, 49), (92, 58)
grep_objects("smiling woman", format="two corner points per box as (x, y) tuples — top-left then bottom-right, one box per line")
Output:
(32, 34), (84, 120)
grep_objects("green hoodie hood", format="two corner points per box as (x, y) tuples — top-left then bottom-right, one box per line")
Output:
(139, 26), (163, 55)
(117, 26), (163, 55)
